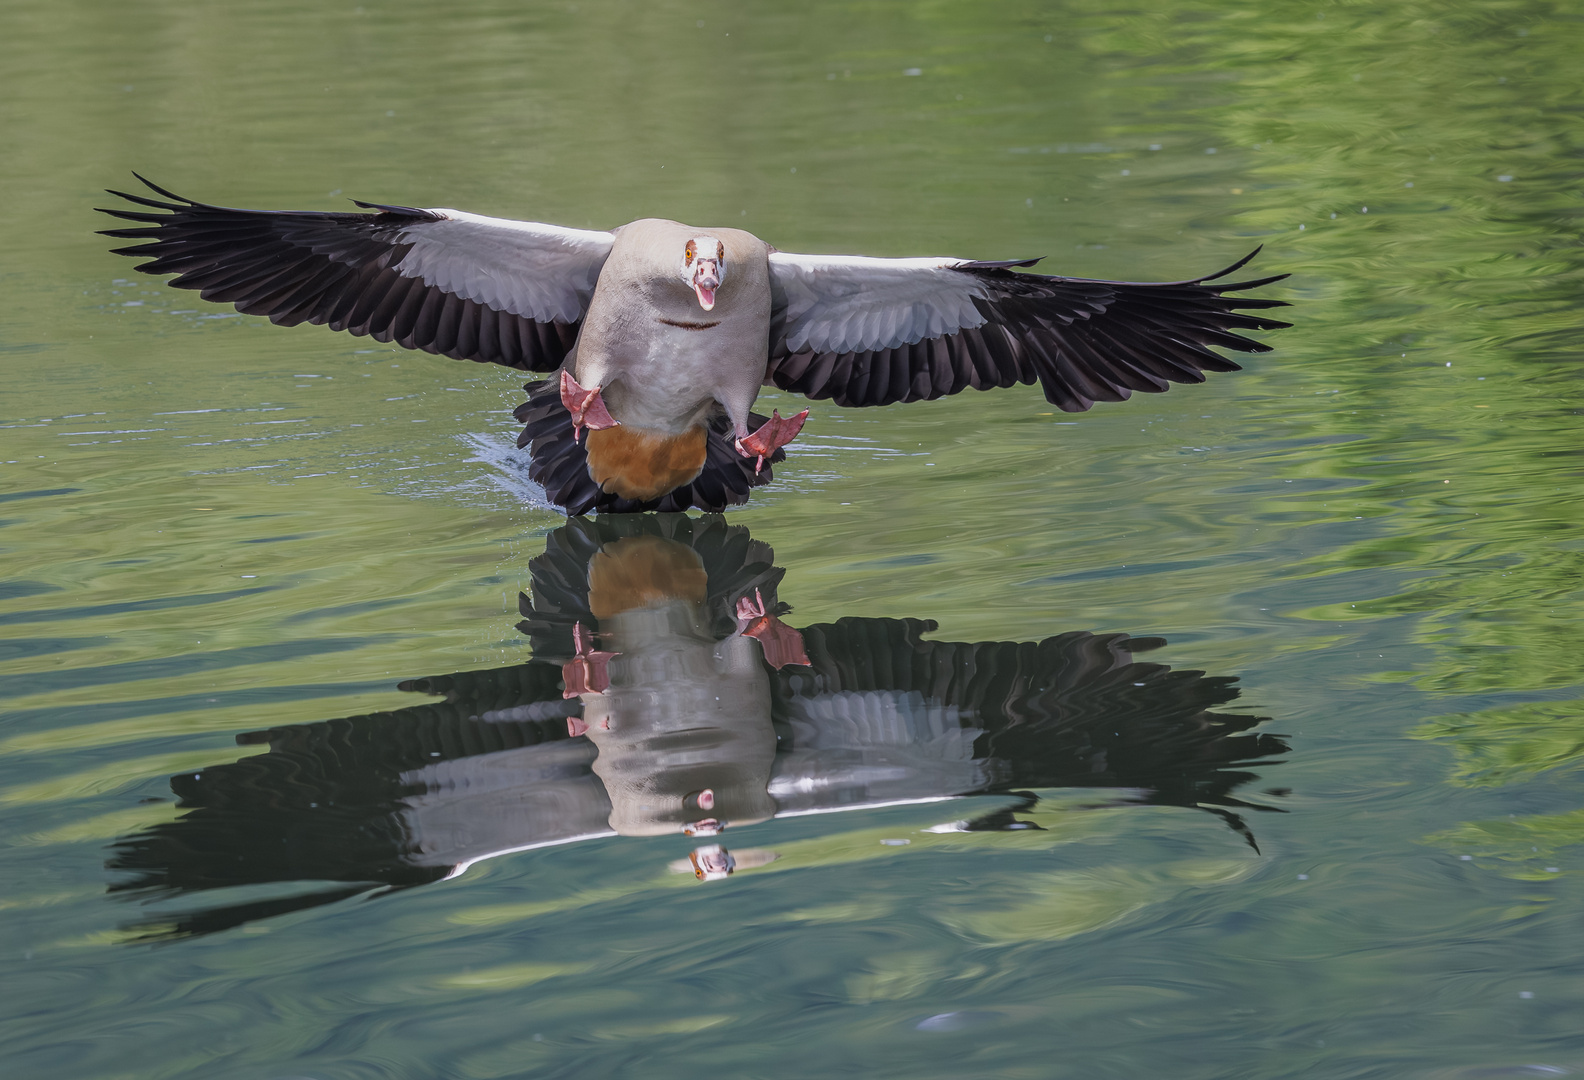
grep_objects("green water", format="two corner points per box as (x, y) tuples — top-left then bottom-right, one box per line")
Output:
(3, 0), (1582, 1076)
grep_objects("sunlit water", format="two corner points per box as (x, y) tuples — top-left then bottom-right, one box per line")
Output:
(3, 1), (1582, 1077)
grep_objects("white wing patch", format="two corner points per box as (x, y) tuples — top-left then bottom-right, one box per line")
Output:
(394, 210), (615, 324)
(768, 252), (992, 354)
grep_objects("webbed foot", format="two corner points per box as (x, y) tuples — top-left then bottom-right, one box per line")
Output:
(560, 370), (620, 442)
(734, 409), (808, 474)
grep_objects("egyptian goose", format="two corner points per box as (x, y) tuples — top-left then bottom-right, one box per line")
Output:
(100, 176), (1290, 515)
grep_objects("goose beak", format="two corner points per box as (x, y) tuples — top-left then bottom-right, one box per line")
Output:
(692, 261), (720, 310)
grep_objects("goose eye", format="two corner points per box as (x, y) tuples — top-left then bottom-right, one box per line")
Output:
(684, 240), (696, 264)
(716, 241), (725, 260)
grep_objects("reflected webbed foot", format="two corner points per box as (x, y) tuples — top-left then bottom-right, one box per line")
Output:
(561, 621), (617, 702)
(734, 588), (811, 669)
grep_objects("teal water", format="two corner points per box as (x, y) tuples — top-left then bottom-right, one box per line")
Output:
(2, 1), (1582, 1077)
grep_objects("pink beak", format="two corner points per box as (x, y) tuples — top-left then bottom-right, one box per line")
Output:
(693, 260), (720, 310)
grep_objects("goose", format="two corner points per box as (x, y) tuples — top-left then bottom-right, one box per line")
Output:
(99, 175), (1290, 515)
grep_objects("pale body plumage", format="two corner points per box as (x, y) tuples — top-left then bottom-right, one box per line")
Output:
(569, 219), (772, 438)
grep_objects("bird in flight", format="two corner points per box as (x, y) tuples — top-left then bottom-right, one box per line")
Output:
(100, 176), (1289, 515)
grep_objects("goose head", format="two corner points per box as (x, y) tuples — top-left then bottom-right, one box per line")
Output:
(681, 236), (725, 310)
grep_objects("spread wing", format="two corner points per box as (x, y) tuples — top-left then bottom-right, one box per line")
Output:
(98, 174), (615, 371)
(765, 248), (1290, 411)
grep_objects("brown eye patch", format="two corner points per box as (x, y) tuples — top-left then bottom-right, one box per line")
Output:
(685, 239), (696, 264)
(716, 241), (725, 260)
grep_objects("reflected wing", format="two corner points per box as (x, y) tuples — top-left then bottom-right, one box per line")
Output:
(98, 174), (614, 371)
(105, 660), (596, 939)
(772, 617), (1286, 829)
(765, 248), (1290, 410)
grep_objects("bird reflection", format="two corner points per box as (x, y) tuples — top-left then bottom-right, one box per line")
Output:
(108, 514), (1287, 939)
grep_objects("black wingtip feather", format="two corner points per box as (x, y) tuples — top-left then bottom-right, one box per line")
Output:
(960, 256), (1045, 271)
(1221, 296), (1290, 311)
(1196, 245), (1263, 283)
(101, 188), (185, 213)
(131, 172), (196, 204)
(351, 199), (439, 220)
(1214, 272), (1290, 293)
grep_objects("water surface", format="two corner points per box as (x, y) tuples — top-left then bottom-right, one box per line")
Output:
(2, 1), (1582, 1077)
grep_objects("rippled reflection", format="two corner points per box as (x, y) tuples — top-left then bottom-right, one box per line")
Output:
(109, 515), (1287, 938)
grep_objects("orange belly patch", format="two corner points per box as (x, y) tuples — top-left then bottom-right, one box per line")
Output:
(584, 424), (708, 501)
(587, 536), (709, 619)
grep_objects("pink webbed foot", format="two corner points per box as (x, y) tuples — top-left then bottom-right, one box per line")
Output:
(734, 409), (809, 474)
(561, 621), (618, 702)
(560, 370), (620, 443)
(735, 588), (811, 670)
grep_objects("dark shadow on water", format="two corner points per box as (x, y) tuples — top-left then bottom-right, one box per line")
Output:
(107, 514), (1288, 940)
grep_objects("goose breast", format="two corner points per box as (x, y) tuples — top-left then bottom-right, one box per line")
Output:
(573, 219), (773, 434)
